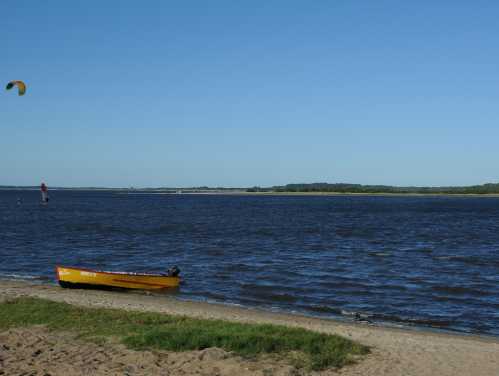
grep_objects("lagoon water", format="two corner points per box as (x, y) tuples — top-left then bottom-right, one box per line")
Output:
(1, 190), (499, 336)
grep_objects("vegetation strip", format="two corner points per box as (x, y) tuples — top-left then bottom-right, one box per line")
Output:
(0, 297), (368, 370)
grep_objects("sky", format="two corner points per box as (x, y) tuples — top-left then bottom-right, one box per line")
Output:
(2, 1), (499, 188)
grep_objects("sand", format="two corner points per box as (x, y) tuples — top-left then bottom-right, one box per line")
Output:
(1, 280), (498, 376)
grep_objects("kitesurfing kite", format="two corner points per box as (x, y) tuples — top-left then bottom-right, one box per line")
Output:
(5, 80), (26, 96)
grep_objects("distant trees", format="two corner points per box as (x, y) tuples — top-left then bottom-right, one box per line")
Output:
(270, 183), (499, 194)
(246, 186), (271, 193)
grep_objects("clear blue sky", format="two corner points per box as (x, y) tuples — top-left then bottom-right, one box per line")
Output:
(2, 1), (498, 187)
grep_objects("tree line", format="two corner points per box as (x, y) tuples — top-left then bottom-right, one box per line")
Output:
(247, 183), (499, 194)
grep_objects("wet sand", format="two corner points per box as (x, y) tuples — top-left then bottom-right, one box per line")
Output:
(1, 280), (498, 375)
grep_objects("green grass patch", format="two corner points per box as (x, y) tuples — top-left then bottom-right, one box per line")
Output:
(0, 297), (368, 370)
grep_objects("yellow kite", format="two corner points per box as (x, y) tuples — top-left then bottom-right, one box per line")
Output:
(6, 81), (26, 96)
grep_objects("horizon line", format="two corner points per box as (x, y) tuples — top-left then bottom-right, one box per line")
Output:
(1, 182), (499, 190)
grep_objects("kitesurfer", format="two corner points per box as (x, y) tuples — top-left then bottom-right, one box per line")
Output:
(41, 182), (49, 204)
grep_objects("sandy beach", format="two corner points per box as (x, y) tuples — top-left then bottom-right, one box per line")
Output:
(1, 280), (498, 376)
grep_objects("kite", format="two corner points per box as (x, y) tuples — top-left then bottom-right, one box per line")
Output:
(6, 80), (26, 96)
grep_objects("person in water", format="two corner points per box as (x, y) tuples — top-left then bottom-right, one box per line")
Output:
(41, 182), (49, 203)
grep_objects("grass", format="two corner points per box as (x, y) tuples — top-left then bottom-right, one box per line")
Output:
(0, 297), (369, 370)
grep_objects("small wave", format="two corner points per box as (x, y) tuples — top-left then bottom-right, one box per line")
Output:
(242, 291), (299, 303)
(241, 281), (309, 293)
(239, 282), (277, 291)
(145, 224), (179, 234)
(341, 310), (453, 329)
(379, 284), (408, 291)
(252, 228), (275, 236)
(319, 279), (371, 291)
(213, 272), (231, 280)
(179, 291), (226, 302)
(430, 285), (491, 296)
(417, 247), (433, 253)
(0, 273), (46, 281)
(303, 227), (320, 234)
(239, 283), (299, 303)
(332, 289), (371, 297)
(369, 252), (392, 257)
(335, 228), (356, 237)
(306, 305), (343, 315)
(341, 310), (371, 319)
(65, 223), (128, 234)
(432, 255), (497, 267)
(432, 295), (470, 304)
(204, 248), (227, 256)
(224, 263), (254, 272)
(199, 292), (227, 301)
(433, 256), (454, 260)
(379, 314), (454, 329)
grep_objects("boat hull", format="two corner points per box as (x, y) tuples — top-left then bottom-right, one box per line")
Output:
(56, 266), (180, 290)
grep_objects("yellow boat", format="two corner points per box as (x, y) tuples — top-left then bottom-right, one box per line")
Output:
(56, 265), (180, 290)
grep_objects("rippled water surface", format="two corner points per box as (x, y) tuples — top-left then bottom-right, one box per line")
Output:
(1, 190), (499, 335)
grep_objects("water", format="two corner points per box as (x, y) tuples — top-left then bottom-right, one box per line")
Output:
(1, 190), (499, 336)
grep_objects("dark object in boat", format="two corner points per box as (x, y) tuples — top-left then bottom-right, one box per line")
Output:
(168, 266), (180, 277)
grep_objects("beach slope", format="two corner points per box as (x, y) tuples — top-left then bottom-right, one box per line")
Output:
(1, 280), (498, 376)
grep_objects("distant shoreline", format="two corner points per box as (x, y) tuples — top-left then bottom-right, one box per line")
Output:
(3, 187), (499, 197)
(162, 191), (499, 197)
(3, 181), (499, 196)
